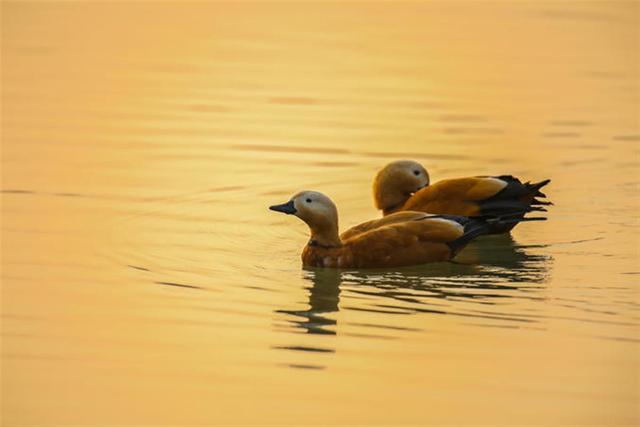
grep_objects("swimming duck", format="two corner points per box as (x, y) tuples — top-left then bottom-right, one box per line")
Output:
(373, 160), (551, 232)
(269, 191), (542, 269)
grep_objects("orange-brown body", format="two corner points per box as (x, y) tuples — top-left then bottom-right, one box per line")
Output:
(270, 190), (535, 269)
(373, 161), (551, 234)
(398, 177), (508, 216)
(301, 213), (462, 268)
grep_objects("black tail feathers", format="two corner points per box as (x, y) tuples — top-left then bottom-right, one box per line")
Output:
(525, 179), (552, 203)
(480, 178), (553, 217)
(528, 179), (552, 209)
(446, 214), (546, 255)
(526, 179), (551, 197)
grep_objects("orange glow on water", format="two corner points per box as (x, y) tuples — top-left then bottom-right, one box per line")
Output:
(2, 2), (639, 426)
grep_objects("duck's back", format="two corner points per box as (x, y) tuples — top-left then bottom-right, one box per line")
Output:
(340, 211), (428, 241)
(402, 177), (508, 216)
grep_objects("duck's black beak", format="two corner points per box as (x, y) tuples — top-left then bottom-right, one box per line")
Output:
(269, 200), (297, 215)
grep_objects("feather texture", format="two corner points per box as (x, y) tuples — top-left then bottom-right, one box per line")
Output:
(303, 214), (462, 268)
(270, 191), (542, 269)
(373, 161), (551, 234)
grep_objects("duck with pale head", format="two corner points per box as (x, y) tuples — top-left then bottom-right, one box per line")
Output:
(270, 191), (544, 269)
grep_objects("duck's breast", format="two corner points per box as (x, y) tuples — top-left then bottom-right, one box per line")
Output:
(302, 245), (353, 268)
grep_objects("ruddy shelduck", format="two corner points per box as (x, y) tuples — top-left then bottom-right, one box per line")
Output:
(373, 160), (551, 232)
(269, 191), (543, 268)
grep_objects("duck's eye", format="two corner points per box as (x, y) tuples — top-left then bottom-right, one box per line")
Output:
(413, 170), (420, 176)
(305, 198), (312, 203)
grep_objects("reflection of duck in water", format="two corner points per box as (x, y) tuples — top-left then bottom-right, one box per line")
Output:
(276, 268), (341, 336)
(453, 233), (552, 283)
(339, 238), (551, 309)
(272, 270), (342, 369)
(277, 241), (552, 336)
(373, 160), (551, 233)
(269, 191), (544, 268)
(341, 243), (552, 308)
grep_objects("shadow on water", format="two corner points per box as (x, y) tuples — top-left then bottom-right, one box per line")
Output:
(274, 236), (553, 365)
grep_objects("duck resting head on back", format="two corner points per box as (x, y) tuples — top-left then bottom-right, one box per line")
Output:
(372, 160), (552, 231)
(373, 160), (430, 214)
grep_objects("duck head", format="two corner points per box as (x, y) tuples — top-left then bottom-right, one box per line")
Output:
(373, 160), (430, 214)
(270, 191), (342, 248)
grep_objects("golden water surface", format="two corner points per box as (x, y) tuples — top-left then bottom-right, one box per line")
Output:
(2, 2), (639, 426)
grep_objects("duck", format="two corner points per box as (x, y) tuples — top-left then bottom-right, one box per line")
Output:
(373, 160), (551, 233)
(269, 190), (543, 269)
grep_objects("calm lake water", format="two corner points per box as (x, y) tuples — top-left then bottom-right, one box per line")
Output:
(2, 2), (639, 426)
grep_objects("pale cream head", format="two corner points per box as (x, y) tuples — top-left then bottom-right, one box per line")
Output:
(269, 190), (341, 247)
(373, 160), (430, 213)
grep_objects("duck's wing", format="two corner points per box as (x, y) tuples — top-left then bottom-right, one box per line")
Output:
(340, 211), (428, 240)
(402, 176), (551, 217)
(342, 216), (466, 268)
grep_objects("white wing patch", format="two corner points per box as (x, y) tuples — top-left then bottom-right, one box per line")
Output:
(487, 177), (509, 190)
(424, 217), (465, 233)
